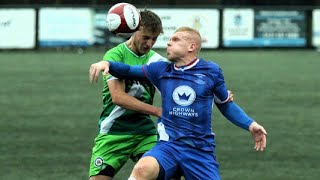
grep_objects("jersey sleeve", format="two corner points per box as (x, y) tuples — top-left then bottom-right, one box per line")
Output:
(102, 46), (123, 81)
(142, 61), (168, 87)
(213, 67), (229, 104)
(108, 61), (146, 80)
(216, 102), (254, 130)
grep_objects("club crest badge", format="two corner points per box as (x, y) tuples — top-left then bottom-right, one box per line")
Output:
(94, 157), (104, 167)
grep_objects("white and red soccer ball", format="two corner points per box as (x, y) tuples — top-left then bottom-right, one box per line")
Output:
(106, 3), (141, 38)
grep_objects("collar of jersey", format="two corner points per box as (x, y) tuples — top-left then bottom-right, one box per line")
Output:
(124, 42), (146, 58)
(174, 58), (199, 71)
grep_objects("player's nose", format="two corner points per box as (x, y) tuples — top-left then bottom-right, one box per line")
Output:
(146, 40), (155, 47)
(167, 41), (172, 47)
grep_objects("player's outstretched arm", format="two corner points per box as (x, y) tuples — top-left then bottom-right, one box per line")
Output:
(216, 102), (254, 130)
(89, 61), (146, 83)
(216, 102), (267, 151)
(249, 122), (267, 151)
(89, 60), (161, 117)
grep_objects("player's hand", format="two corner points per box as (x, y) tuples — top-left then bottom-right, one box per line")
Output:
(155, 107), (162, 118)
(89, 61), (110, 83)
(227, 90), (234, 101)
(249, 122), (267, 151)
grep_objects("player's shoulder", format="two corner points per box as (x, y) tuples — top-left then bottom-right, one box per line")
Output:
(198, 58), (222, 72)
(144, 61), (171, 78)
(107, 43), (127, 54)
(146, 60), (170, 73)
(103, 42), (128, 62)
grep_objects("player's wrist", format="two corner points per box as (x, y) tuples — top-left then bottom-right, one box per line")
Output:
(249, 121), (257, 132)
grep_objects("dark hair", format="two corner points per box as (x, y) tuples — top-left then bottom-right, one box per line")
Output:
(139, 10), (163, 34)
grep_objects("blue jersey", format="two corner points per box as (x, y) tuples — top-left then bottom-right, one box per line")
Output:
(107, 58), (254, 179)
(143, 58), (229, 151)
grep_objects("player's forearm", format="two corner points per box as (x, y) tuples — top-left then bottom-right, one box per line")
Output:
(108, 61), (146, 80)
(113, 94), (161, 118)
(216, 102), (254, 130)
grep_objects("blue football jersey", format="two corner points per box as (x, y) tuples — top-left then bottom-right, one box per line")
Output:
(142, 58), (229, 151)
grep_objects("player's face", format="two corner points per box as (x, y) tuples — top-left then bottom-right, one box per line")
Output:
(166, 31), (190, 62)
(133, 28), (159, 55)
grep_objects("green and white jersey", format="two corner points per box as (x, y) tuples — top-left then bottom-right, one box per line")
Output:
(99, 42), (165, 135)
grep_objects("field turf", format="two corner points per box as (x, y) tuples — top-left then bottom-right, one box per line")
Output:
(0, 49), (319, 180)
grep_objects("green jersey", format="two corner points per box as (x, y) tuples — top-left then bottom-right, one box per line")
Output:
(99, 42), (165, 135)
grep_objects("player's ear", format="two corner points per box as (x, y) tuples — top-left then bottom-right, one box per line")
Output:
(189, 43), (196, 52)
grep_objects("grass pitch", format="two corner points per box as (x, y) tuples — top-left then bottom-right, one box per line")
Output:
(0, 49), (319, 180)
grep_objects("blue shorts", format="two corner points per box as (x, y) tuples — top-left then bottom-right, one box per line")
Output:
(142, 140), (220, 180)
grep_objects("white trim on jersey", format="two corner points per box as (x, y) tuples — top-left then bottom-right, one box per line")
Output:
(213, 94), (230, 104)
(147, 52), (167, 64)
(124, 43), (146, 58)
(174, 58), (199, 71)
(100, 83), (146, 133)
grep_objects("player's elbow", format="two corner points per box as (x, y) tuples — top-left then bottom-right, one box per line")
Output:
(110, 94), (125, 105)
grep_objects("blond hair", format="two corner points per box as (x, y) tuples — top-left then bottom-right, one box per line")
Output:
(175, 27), (202, 53)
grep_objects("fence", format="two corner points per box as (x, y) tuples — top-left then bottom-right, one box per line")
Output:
(0, 5), (319, 49)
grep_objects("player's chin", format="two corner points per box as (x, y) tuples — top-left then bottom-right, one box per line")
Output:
(167, 56), (175, 62)
(141, 48), (151, 54)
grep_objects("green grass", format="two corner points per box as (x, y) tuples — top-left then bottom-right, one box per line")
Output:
(0, 49), (319, 180)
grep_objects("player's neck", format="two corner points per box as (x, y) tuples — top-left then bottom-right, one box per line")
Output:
(174, 56), (198, 67)
(126, 39), (141, 56)
(174, 57), (198, 68)
(126, 39), (135, 51)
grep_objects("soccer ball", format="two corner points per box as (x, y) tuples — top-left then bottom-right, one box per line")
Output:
(106, 3), (140, 38)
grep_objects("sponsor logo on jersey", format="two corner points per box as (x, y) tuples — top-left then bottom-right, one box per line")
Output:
(172, 85), (196, 106)
(169, 107), (198, 117)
